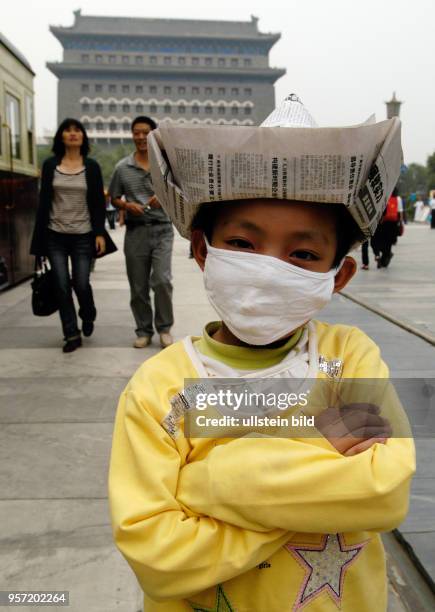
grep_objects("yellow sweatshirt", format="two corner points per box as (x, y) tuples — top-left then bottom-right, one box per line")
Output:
(109, 321), (415, 611)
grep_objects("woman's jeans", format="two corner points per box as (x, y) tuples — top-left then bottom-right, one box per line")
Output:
(47, 229), (96, 340)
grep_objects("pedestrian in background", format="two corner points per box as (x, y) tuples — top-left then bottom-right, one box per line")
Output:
(429, 190), (435, 229)
(371, 187), (403, 268)
(109, 116), (174, 349)
(413, 195), (426, 222)
(30, 118), (112, 353)
(105, 189), (117, 229)
(361, 240), (373, 270)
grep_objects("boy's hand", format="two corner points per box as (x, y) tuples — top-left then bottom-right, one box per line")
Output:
(344, 437), (387, 456)
(316, 403), (392, 455)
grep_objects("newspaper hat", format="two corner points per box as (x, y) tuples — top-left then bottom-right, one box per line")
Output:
(148, 94), (402, 240)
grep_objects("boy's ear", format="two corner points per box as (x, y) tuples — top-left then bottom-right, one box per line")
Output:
(333, 256), (357, 293)
(191, 229), (208, 271)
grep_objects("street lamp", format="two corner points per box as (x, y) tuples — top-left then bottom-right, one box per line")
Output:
(385, 92), (403, 119)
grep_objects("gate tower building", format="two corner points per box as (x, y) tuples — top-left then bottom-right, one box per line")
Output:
(47, 10), (286, 145)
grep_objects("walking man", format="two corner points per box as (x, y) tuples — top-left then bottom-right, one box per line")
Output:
(109, 116), (174, 348)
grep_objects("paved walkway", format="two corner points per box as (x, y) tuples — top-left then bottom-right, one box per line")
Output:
(0, 224), (433, 611)
(348, 223), (435, 340)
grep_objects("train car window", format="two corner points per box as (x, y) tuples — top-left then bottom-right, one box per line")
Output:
(5, 93), (21, 159)
(26, 96), (34, 165)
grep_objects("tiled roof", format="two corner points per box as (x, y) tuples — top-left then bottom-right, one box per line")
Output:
(51, 11), (277, 39)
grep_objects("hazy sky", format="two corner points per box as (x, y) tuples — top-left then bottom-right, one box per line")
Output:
(2, 0), (434, 164)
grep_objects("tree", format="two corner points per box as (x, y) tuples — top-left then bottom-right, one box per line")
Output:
(397, 162), (428, 198)
(37, 145), (52, 171)
(91, 144), (130, 186)
(426, 151), (435, 192)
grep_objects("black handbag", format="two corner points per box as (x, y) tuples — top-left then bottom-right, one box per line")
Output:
(31, 258), (59, 316)
(94, 229), (118, 259)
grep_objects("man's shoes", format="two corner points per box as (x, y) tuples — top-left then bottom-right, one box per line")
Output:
(63, 336), (82, 353)
(160, 332), (173, 348)
(134, 336), (152, 348)
(82, 321), (94, 337)
(361, 265), (369, 270)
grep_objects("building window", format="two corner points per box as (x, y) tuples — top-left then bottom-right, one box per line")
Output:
(205, 57), (212, 66)
(164, 56), (172, 65)
(135, 56), (143, 65)
(218, 58), (226, 67)
(95, 84), (102, 92)
(178, 104), (186, 114)
(109, 84), (116, 93)
(244, 88), (252, 96)
(178, 57), (186, 65)
(218, 87), (226, 95)
(164, 104), (171, 114)
(192, 104), (199, 114)
(192, 57), (199, 65)
(122, 103), (130, 112)
(231, 58), (239, 67)
(109, 121), (118, 131)
(231, 87), (239, 96)
(244, 58), (252, 67)
(205, 87), (212, 95)
(81, 84), (89, 92)
(205, 105), (213, 115)
(95, 54), (103, 63)
(81, 54), (89, 63)
(231, 107), (239, 115)
(150, 103), (157, 113)
(218, 106), (225, 115)
(96, 121), (104, 131)
(26, 95), (34, 164)
(109, 55), (116, 64)
(122, 55), (129, 64)
(192, 86), (199, 94)
(178, 86), (186, 94)
(136, 85), (143, 93)
(82, 103), (90, 112)
(122, 85), (130, 93)
(122, 121), (130, 131)
(150, 56), (157, 64)
(109, 103), (117, 112)
(95, 103), (103, 112)
(244, 107), (252, 115)
(164, 86), (172, 94)
(83, 120), (90, 130)
(150, 85), (157, 94)
(136, 103), (144, 112)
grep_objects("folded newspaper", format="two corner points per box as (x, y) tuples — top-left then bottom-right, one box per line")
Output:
(148, 94), (402, 240)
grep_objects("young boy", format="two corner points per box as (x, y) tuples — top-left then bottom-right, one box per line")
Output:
(109, 96), (415, 611)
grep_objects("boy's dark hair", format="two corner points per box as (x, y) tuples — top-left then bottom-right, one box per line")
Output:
(131, 116), (157, 131)
(52, 118), (90, 159)
(191, 201), (363, 269)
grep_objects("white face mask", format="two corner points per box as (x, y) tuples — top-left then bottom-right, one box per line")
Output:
(203, 240), (338, 346)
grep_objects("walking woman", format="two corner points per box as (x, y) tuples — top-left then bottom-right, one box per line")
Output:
(31, 119), (107, 353)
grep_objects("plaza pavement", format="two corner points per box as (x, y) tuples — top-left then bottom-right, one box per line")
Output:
(0, 223), (433, 611)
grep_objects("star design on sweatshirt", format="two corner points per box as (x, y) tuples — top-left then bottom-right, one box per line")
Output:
(285, 533), (368, 609)
(190, 584), (234, 612)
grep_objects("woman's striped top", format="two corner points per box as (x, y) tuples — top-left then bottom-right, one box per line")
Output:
(49, 168), (92, 234)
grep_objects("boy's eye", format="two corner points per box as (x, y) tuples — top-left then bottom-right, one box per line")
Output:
(226, 238), (254, 249)
(290, 250), (319, 261)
